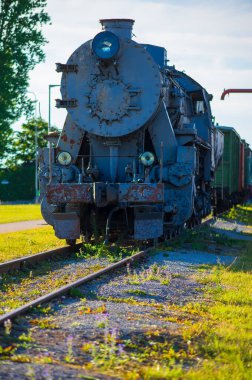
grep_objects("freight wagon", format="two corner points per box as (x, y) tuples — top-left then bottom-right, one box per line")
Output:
(213, 125), (251, 211)
(244, 142), (252, 197)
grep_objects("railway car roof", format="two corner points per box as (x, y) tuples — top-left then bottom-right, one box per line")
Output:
(216, 125), (242, 141)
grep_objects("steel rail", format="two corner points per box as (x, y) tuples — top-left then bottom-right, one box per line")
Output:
(0, 243), (82, 274)
(0, 248), (151, 325)
(0, 214), (215, 275)
(0, 216), (216, 325)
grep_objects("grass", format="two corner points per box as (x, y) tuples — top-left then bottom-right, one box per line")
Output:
(124, 263), (171, 286)
(0, 206), (252, 379)
(0, 257), (104, 314)
(160, 224), (242, 252)
(1, 239), (251, 379)
(78, 242), (137, 262)
(0, 204), (42, 224)
(0, 226), (65, 262)
(127, 289), (148, 296)
(78, 240), (252, 379)
(183, 240), (252, 379)
(224, 204), (252, 226)
(159, 204), (252, 253)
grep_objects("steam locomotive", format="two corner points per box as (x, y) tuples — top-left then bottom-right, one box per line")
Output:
(39, 18), (224, 244)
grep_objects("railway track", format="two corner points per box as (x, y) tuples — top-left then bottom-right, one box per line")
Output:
(1, 212), (247, 380)
(0, 243), (82, 274)
(0, 247), (150, 325)
(0, 216), (215, 326)
(0, 215), (214, 275)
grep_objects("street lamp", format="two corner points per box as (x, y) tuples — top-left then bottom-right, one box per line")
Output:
(48, 84), (60, 134)
(27, 91), (40, 204)
(48, 84), (60, 186)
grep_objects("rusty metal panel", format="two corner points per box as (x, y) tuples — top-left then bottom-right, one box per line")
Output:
(57, 114), (85, 162)
(53, 212), (80, 239)
(118, 183), (164, 203)
(47, 183), (93, 203)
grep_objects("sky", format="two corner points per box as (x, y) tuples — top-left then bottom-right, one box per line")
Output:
(22, 0), (252, 145)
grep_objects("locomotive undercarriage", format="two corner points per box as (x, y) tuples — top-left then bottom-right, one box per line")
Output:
(42, 168), (211, 243)
(45, 181), (164, 242)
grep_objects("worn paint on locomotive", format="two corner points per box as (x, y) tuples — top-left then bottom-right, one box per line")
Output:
(39, 19), (225, 242)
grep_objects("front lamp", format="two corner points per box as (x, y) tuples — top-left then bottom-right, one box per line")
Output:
(92, 31), (120, 60)
(139, 152), (155, 167)
(57, 151), (72, 166)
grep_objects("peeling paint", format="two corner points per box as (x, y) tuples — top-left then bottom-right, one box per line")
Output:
(119, 183), (164, 203)
(47, 184), (92, 203)
(61, 134), (68, 142)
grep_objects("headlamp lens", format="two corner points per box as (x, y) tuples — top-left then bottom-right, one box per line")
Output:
(92, 31), (120, 60)
(139, 152), (155, 167)
(57, 151), (72, 166)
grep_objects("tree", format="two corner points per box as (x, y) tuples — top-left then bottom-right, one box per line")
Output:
(5, 117), (58, 168)
(1, 117), (59, 201)
(0, 0), (50, 159)
(0, 163), (36, 201)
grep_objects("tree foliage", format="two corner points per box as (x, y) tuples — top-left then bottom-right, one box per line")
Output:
(0, 0), (50, 159)
(0, 163), (35, 201)
(6, 117), (57, 168)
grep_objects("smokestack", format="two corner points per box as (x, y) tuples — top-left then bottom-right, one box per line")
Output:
(100, 19), (135, 39)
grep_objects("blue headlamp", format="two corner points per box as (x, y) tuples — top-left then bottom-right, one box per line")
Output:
(92, 31), (120, 60)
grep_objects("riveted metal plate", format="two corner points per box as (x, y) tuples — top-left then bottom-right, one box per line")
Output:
(47, 184), (93, 203)
(61, 39), (162, 137)
(118, 183), (164, 203)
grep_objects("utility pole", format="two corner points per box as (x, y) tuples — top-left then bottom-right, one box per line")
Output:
(48, 84), (60, 134)
(27, 91), (39, 204)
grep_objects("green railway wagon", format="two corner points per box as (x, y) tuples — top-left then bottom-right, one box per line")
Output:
(244, 144), (252, 187)
(214, 126), (240, 195)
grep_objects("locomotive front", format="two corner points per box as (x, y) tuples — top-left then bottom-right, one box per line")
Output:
(40, 18), (217, 243)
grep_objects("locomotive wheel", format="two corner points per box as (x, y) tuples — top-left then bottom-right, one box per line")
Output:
(176, 225), (183, 235)
(187, 212), (201, 228)
(187, 218), (194, 229)
(66, 239), (76, 246)
(194, 214), (202, 226)
(81, 230), (92, 243)
(164, 229), (175, 240)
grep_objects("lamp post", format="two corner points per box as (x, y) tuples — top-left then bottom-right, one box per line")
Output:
(48, 84), (60, 134)
(27, 91), (39, 204)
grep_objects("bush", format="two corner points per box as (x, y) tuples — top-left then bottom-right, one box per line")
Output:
(0, 164), (35, 202)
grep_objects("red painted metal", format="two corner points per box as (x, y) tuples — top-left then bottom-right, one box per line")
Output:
(221, 89), (252, 100)
(118, 183), (164, 203)
(47, 182), (164, 205)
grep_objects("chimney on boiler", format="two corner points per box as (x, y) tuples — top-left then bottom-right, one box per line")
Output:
(100, 18), (135, 39)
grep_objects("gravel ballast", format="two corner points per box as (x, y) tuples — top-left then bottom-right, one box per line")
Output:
(0, 218), (250, 379)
